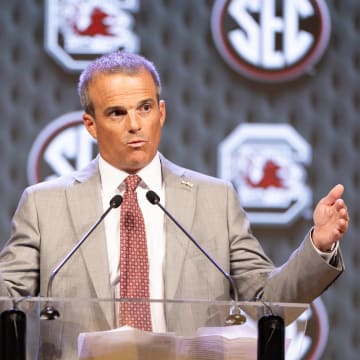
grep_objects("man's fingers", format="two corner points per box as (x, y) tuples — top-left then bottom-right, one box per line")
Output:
(322, 184), (344, 206)
(335, 200), (350, 233)
(334, 198), (347, 213)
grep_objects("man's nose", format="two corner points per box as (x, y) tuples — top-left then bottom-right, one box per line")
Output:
(127, 111), (141, 130)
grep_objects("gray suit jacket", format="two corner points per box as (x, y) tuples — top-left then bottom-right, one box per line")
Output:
(0, 154), (343, 358)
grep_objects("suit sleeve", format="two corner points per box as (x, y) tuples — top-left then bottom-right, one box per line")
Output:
(0, 188), (40, 297)
(227, 183), (344, 303)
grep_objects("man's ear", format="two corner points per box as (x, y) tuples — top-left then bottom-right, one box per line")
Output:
(159, 100), (166, 127)
(83, 113), (97, 139)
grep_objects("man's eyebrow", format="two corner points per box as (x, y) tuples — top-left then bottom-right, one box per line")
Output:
(103, 98), (156, 115)
(104, 105), (127, 114)
(138, 98), (156, 105)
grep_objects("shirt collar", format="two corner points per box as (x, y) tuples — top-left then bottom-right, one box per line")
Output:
(99, 153), (163, 197)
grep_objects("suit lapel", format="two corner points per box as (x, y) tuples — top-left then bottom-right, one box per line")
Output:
(66, 158), (114, 328)
(161, 157), (197, 300)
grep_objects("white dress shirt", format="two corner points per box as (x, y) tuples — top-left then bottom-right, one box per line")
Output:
(99, 153), (166, 332)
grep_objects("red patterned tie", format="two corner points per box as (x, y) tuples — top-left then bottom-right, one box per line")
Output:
(119, 175), (152, 331)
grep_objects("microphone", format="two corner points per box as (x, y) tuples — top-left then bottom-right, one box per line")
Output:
(145, 190), (246, 325)
(147, 190), (285, 358)
(0, 299), (27, 360)
(257, 313), (284, 360)
(40, 194), (123, 320)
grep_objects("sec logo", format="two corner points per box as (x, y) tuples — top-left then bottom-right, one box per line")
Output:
(27, 111), (97, 185)
(211, 0), (331, 82)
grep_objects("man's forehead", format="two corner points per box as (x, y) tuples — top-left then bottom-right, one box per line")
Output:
(91, 68), (151, 81)
(90, 71), (156, 91)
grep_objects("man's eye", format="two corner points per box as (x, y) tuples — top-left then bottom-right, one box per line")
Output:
(109, 109), (126, 116)
(141, 104), (152, 112)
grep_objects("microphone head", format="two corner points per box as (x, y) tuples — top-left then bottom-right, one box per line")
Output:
(110, 195), (123, 208)
(146, 190), (160, 204)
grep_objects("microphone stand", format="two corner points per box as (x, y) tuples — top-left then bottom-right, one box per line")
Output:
(146, 190), (246, 325)
(40, 195), (123, 320)
(146, 190), (285, 359)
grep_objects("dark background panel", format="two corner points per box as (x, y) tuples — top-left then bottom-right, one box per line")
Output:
(0, 0), (359, 358)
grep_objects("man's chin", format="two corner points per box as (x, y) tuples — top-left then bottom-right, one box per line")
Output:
(123, 156), (152, 174)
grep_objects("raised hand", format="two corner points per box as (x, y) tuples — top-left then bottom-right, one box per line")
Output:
(312, 184), (349, 252)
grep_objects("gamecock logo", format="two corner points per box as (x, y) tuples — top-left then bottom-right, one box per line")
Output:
(218, 123), (312, 225)
(45, 0), (140, 71)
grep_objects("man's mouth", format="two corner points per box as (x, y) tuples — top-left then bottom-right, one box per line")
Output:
(128, 139), (146, 148)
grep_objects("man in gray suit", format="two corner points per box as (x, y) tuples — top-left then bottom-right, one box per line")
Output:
(0, 52), (349, 358)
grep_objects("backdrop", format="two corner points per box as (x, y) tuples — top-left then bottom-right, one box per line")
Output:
(0, 1), (359, 359)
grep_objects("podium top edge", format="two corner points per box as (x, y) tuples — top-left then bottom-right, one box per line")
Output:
(0, 296), (310, 308)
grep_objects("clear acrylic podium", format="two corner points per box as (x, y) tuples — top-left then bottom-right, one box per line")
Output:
(0, 297), (309, 360)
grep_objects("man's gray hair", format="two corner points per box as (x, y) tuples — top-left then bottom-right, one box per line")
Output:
(78, 52), (162, 116)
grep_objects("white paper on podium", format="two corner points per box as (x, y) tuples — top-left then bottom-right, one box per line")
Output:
(78, 324), (291, 360)
(78, 326), (177, 359)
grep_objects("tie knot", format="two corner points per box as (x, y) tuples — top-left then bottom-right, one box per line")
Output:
(124, 175), (141, 192)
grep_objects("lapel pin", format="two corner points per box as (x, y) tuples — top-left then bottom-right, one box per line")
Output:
(181, 180), (194, 188)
